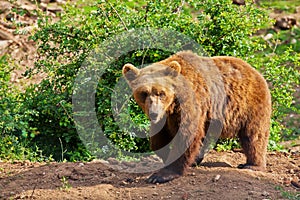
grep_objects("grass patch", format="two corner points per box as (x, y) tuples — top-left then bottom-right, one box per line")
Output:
(275, 185), (300, 200)
(260, 0), (300, 13)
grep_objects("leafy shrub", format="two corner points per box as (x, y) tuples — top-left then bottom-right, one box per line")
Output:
(194, 0), (270, 56)
(0, 56), (50, 161)
(4, 0), (296, 160)
(249, 48), (300, 149)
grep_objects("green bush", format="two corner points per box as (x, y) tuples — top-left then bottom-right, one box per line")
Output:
(249, 49), (300, 149)
(2, 0), (297, 160)
(0, 56), (50, 161)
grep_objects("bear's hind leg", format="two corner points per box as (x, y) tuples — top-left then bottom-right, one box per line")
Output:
(238, 122), (269, 171)
(192, 119), (223, 167)
(191, 155), (204, 167)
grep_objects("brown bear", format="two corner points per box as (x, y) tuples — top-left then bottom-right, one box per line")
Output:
(122, 51), (271, 184)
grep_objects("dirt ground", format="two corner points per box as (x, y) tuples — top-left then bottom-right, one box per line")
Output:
(0, 150), (299, 200)
(0, 1), (300, 200)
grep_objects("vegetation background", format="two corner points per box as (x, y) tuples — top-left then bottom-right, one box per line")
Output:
(0, 0), (299, 162)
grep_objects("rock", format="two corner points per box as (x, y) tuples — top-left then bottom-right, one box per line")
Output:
(263, 33), (273, 41)
(20, 4), (37, 11)
(40, 3), (63, 13)
(291, 38), (297, 44)
(149, 155), (162, 162)
(213, 174), (221, 182)
(125, 177), (134, 183)
(275, 17), (297, 30)
(47, 5), (63, 13)
(93, 159), (109, 165)
(0, 1), (12, 13)
(41, 0), (51, 3)
(0, 40), (12, 50)
(140, 161), (149, 166)
(291, 180), (300, 188)
(103, 170), (116, 177)
(232, 0), (245, 5)
(107, 157), (119, 165)
(152, 192), (158, 196)
(261, 191), (269, 197)
(122, 161), (136, 168)
(10, 72), (19, 83)
(56, 0), (66, 4)
(283, 177), (293, 185)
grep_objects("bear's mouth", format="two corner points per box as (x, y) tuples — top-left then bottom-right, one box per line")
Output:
(149, 112), (166, 124)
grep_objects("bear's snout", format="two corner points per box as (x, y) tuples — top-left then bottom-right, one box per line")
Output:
(148, 100), (166, 124)
(149, 112), (158, 121)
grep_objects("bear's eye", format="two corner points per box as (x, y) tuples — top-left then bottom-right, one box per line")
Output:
(159, 91), (166, 98)
(139, 91), (148, 100)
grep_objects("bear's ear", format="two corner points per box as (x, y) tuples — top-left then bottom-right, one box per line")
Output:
(122, 63), (140, 82)
(166, 61), (181, 77)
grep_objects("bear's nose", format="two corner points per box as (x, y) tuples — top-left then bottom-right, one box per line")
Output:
(149, 112), (158, 120)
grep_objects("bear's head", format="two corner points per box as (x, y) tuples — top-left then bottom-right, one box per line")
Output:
(122, 61), (181, 124)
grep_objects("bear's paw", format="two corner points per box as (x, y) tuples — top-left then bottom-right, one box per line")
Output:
(147, 169), (182, 184)
(238, 163), (266, 172)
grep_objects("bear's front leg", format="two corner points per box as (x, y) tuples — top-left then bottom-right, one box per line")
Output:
(147, 155), (186, 184)
(147, 117), (204, 184)
(147, 134), (196, 184)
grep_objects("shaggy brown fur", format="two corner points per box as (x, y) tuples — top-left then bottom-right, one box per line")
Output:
(122, 51), (271, 184)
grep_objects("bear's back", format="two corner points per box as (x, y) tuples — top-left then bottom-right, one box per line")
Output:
(160, 51), (271, 138)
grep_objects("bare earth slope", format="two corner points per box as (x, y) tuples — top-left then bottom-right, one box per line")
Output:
(0, 151), (299, 200)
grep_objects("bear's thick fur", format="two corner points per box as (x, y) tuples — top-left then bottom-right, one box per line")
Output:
(122, 51), (271, 184)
